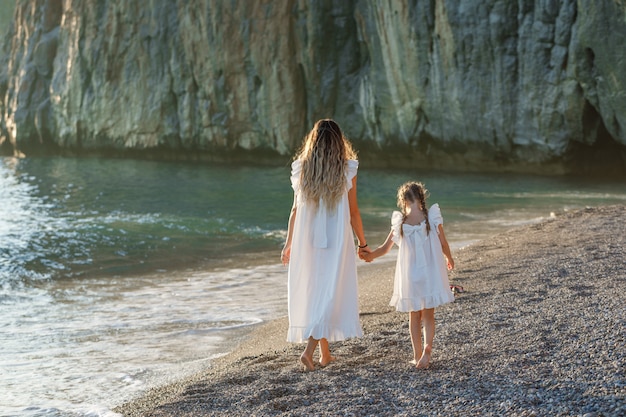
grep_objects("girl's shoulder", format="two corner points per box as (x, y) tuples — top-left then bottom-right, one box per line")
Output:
(428, 203), (443, 226)
(391, 210), (404, 226)
(390, 211), (404, 245)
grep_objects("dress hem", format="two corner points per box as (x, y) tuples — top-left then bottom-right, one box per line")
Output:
(390, 293), (454, 312)
(286, 324), (363, 344)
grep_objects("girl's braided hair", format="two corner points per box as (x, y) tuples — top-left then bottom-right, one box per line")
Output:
(396, 181), (431, 235)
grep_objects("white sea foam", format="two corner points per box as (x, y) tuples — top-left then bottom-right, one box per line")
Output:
(0, 264), (288, 416)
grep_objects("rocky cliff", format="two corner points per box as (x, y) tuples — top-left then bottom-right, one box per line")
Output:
(1, 0), (625, 175)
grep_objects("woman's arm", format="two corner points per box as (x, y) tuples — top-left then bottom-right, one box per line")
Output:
(348, 176), (370, 254)
(437, 224), (454, 270)
(281, 195), (297, 265)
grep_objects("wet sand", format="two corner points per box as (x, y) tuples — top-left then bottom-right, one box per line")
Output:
(116, 205), (625, 417)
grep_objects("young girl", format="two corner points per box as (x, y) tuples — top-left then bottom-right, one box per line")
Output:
(362, 181), (454, 369)
(281, 119), (370, 371)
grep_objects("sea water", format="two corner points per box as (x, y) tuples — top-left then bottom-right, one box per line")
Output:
(0, 156), (624, 417)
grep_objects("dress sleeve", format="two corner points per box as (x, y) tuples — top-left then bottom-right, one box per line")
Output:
(429, 203), (443, 230)
(290, 159), (302, 192)
(345, 159), (359, 191)
(390, 211), (403, 245)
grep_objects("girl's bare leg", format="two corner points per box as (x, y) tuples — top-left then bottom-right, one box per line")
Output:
(319, 338), (336, 366)
(409, 310), (423, 365)
(417, 308), (435, 369)
(300, 337), (318, 371)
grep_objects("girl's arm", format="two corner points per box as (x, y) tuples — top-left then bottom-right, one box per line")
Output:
(281, 195), (297, 265)
(437, 224), (455, 270)
(348, 176), (370, 254)
(362, 230), (395, 262)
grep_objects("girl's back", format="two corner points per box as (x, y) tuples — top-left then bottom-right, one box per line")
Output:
(389, 204), (454, 312)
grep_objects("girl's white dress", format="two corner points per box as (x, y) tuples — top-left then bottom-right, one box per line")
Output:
(389, 204), (455, 312)
(287, 159), (363, 343)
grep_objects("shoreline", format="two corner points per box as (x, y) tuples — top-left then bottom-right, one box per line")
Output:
(116, 205), (625, 417)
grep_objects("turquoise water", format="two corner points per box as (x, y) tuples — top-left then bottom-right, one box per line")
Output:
(1, 156), (624, 416)
(0, 157), (291, 285)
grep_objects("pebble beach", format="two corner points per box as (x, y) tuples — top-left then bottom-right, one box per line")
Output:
(116, 205), (625, 417)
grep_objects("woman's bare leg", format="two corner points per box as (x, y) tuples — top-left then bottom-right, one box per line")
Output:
(319, 338), (336, 366)
(409, 310), (423, 365)
(417, 308), (435, 369)
(300, 337), (318, 371)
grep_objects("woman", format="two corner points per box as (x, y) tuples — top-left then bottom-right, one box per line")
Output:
(281, 119), (370, 371)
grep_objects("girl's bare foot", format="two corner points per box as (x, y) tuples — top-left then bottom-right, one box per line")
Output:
(416, 345), (432, 369)
(319, 355), (336, 367)
(300, 354), (316, 371)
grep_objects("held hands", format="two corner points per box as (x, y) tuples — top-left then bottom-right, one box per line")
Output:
(282, 242), (374, 265)
(357, 244), (373, 263)
(360, 250), (375, 263)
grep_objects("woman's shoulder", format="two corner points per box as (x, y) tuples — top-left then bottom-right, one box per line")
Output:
(345, 159), (359, 183)
(290, 159), (303, 176)
(346, 159), (359, 175)
(290, 159), (302, 189)
(294, 158), (357, 170)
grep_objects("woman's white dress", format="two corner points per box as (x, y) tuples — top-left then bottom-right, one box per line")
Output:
(287, 159), (363, 343)
(389, 204), (455, 312)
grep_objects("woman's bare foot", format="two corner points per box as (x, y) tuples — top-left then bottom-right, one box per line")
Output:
(319, 355), (336, 367)
(409, 358), (418, 365)
(300, 354), (316, 371)
(416, 345), (432, 369)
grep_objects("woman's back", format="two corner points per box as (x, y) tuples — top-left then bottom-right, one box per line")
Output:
(287, 158), (363, 343)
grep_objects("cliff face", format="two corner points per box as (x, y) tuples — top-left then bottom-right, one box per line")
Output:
(1, 0), (625, 175)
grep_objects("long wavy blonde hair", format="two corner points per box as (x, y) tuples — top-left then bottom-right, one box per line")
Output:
(397, 181), (431, 235)
(295, 119), (357, 210)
